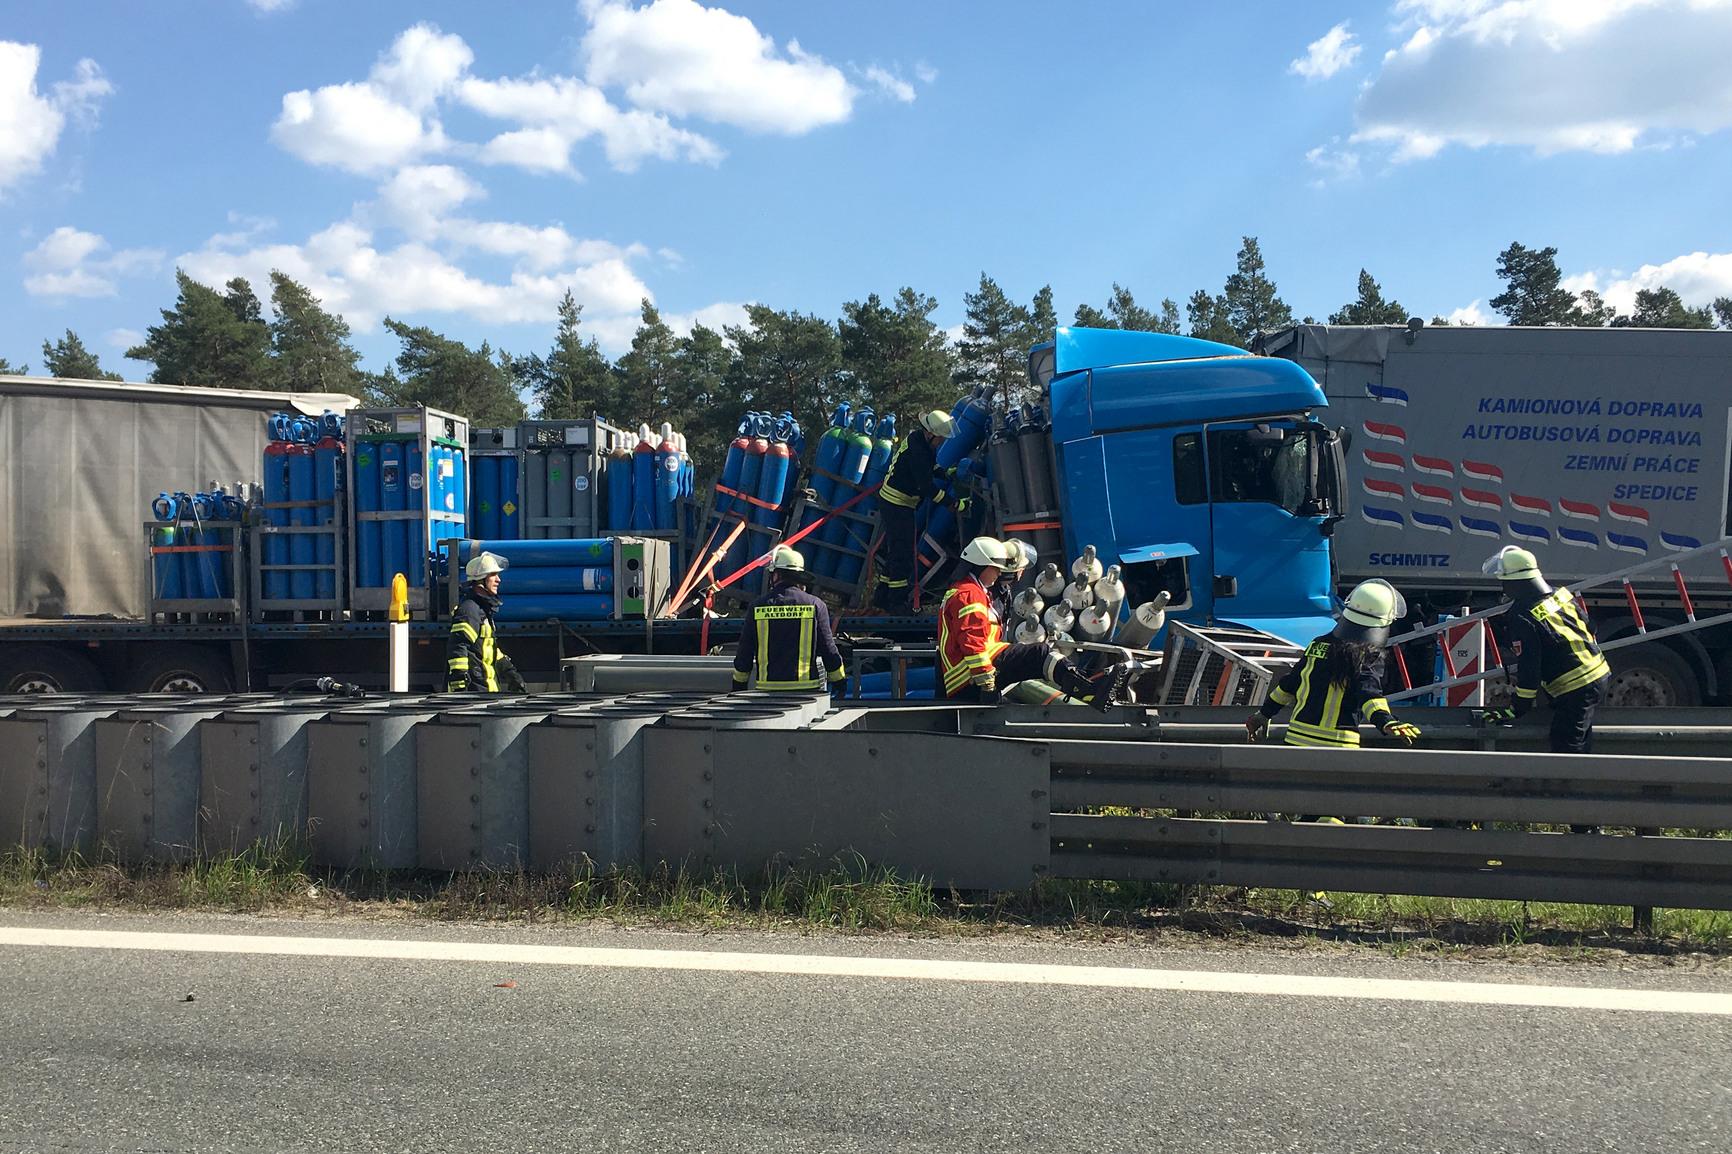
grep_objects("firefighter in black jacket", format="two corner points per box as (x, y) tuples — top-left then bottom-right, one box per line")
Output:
(447, 551), (527, 693)
(872, 409), (954, 614)
(1246, 578), (1421, 748)
(733, 546), (847, 693)
(1479, 545), (1610, 752)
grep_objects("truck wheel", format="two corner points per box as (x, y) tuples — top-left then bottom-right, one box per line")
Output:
(0, 645), (106, 693)
(1604, 644), (1700, 708)
(122, 645), (234, 694)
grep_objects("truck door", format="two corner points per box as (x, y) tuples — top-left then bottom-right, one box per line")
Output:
(1198, 422), (1336, 626)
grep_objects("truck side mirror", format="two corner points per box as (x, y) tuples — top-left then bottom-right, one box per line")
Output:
(1213, 575), (1239, 598)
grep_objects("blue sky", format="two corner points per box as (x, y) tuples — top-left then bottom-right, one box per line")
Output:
(4, 0), (1730, 377)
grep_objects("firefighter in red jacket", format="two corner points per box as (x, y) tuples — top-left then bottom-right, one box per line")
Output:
(938, 536), (1132, 711)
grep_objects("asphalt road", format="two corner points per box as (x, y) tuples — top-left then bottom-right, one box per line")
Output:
(2, 912), (1729, 1154)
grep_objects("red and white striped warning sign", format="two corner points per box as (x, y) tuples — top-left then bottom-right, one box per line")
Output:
(1443, 617), (1486, 707)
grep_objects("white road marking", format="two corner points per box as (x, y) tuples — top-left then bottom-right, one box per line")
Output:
(2, 925), (1728, 1015)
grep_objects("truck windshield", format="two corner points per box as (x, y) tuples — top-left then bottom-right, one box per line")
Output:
(1208, 427), (1312, 514)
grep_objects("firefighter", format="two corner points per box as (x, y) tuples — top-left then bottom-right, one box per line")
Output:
(872, 409), (955, 614)
(1245, 578), (1421, 749)
(732, 545), (847, 694)
(1478, 545), (1610, 755)
(447, 551), (527, 693)
(990, 538), (1038, 622)
(938, 536), (1131, 711)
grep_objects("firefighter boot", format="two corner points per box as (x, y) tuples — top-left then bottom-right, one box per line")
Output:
(1046, 653), (1115, 714)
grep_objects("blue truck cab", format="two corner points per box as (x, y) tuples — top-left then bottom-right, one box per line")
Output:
(1029, 327), (1348, 645)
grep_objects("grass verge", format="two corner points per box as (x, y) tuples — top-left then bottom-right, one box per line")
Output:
(3, 845), (1729, 959)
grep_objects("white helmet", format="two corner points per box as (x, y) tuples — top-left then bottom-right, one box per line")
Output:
(465, 551), (508, 581)
(1482, 545), (1541, 581)
(769, 544), (806, 574)
(1002, 538), (1036, 574)
(1335, 578), (1404, 645)
(919, 410), (955, 439)
(960, 536), (1015, 570)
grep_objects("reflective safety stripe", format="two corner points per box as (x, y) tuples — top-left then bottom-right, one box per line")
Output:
(1285, 720), (1362, 747)
(1530, 588), (1609, 698)
(956, 604), (990, 618)
(1514, 686), (1540, 700)
(757, 676), (824, 690)
(732, 670), (750, 685)
(1359, 696), (1392, 722)
(826, 665), (847, 683)
(447, 658), (470, 670)
(451, 621), (478, 642)
(877, 577), (909, 589)
(1269, 685), (1295, 707)
(880, 484), (919, 509)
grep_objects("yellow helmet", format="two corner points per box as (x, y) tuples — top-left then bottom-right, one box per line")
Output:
(1482, 546), (1541, 581)
(465, 551), (508, 581)
(919, 410), (954, 438)
(1335, 578), (1404, 645)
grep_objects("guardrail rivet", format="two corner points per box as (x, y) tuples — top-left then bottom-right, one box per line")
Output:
(469, 823), (480, 832)
(788, 746), (797, 755)
(1031, 821), (1046, 830)
(358, 738), (368, 747)
(584, 742), (594, 752)
(703, 770), (713, 781)
(585, 824), (596, 833)
(702, 799), (712, 809)
(470, 767), (479, 777)
(585, 769), (595, 779)
(1031, 789), (1047, 799)
(868, 748), (878, 757)
(703, 744), (711, 753)
(585, 798), (594, 807)
(469, 794), (480, 804)
(359, 818), (369, 828)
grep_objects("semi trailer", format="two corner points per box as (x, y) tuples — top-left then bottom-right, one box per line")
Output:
(1262, 323), (1732, 706)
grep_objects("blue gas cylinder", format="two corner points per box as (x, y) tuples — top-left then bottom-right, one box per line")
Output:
(287, 444), (317, 600)
(262, 440), (292, 600)
(654, 422), (680, 531)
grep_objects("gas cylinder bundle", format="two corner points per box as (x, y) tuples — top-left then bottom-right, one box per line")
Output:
(917, 386), (994, 573)
(350, 410), (467, 597)
(791, 402), (895, 587)
(707, 411), (802, 595)
(603, 421), (693, 540)
(1013, 545), (1163, 653)
(261, 410), (345, 604)
(453, 538), (615, 622)
(149, 487), (249, 603)
(989, 402), (1062, 586)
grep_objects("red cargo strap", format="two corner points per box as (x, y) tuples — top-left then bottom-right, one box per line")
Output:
(713, 484), (783, 512)
(709, 483), (881, 593)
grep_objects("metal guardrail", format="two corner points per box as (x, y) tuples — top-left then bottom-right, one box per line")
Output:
(1040, 739), (1732, 911)
(3, 691), (1731, 912)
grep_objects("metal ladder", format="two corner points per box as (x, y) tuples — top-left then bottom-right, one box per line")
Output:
(1155, 620), (1309, 707)
(1382, 536), (1732, 703)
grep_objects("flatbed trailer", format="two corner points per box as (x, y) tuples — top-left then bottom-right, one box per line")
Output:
(0, 613), (941, 693)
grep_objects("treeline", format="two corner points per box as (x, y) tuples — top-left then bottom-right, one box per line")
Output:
(5, 238), (1729, 472)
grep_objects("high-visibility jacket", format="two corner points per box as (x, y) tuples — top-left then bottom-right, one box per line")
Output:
(880, 432), (943, 510)
(1257, 636), (1397, 748)
(1509, 587), (1609, 708)
(938, 574), (1010, 696)
(447, 588), (510, 692)
(732, 582), (846, 691)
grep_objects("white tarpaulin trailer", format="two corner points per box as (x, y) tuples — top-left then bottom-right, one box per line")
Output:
(0, 376), (358, 620)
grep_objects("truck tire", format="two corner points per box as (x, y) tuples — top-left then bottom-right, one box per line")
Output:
(1604, 643), (1700, 708)
(123, 645), (235, 694)
(0, 644), (106, 693)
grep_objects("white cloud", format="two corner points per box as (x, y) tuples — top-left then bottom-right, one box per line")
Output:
(1352, 0), (1732, 160)
(1289, 22), (1362, 80)
(0, 44), (112, 192)
(1305, 139), (1361, 185)
(1443, 299), (1489, 326)
(580, 0), (856, 133)
(247, 0), (297, 13)
(861, 66), (915, 104)
(1564, 251), (1732, 316)
(457, 75), (722, 174)
(374, 164), (485, 237)
(271, 24), (463, 173)
(914, 61), (939, 85)
(22, 226), (162, 297)
(105, 327), (143, 350)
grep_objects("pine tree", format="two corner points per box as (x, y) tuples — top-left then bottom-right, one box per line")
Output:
(0, 356), (27, 374)
(611, 299), (679, 428)
(1186, 289), (1238, 344)
(669, 323), (736, 469)
(377, 317), (524, 426)
(1221, 236), (1294, 341)
(268, 272), (364, 393)
(509, 290), (613, 421)
(1611, 286), (1716, 329)
(40, 329), (121, 380)
(1574, 289), (1616, 327)
(1075, 284), (1182, 333)
(954, 273), (1033, 409)
(1715, 297), (1732, 330)
(725, 304), (842, 448)
(1327, 269), (1408, 325)
(126, 270), (273, 387)
(838, 286), (954, 426)
(1488, 243), (1582, 326)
